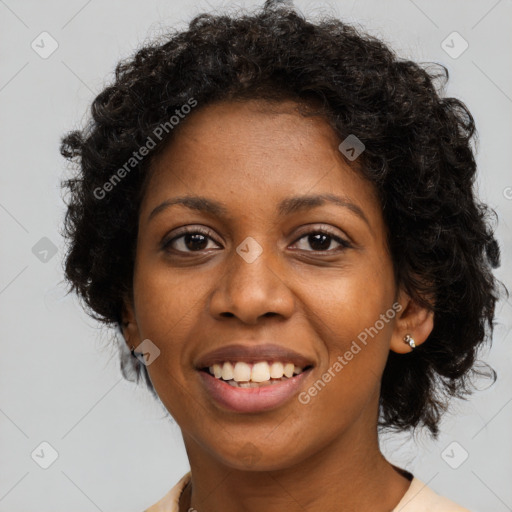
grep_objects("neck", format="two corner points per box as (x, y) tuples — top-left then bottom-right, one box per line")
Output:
(180, 410), (411, 512)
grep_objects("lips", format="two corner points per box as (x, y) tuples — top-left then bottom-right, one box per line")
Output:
(198, 369), (311, 413)
(195, 343), (315, 369)
(195, 343), (315, 413)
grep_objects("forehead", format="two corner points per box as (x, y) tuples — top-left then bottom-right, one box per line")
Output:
(152, 99), (342, 171)
(141, 99), (381, 222)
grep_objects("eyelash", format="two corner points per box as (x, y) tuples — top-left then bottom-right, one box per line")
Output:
(162, 226), (352, 255)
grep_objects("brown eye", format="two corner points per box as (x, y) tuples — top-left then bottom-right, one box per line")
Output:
(162, 227), (221, 253)
(292, 229), (351, 253)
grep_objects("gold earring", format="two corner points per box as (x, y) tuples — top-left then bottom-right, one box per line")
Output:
(403, 334), (416, 349)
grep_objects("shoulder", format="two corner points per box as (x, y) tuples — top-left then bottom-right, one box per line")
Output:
(143, 472), (471, 512)
(392, 476), (472, 512)
(143, 472), (191, 512)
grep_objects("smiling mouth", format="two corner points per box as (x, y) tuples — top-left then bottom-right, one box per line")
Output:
(199, 360), (314, 388)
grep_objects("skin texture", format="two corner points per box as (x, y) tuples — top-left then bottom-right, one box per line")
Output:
(122, 99), (434, 512)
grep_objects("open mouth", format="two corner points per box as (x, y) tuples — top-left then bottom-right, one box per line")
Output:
(199, 360), (314, 388)
(195, 343), (316, 412)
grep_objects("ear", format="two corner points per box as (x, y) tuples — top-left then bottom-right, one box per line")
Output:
(390, 287), (434, 354)
(120, 296), (142, 351)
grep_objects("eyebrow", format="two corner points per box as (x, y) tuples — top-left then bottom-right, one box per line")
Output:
(147, 193), (371, 230)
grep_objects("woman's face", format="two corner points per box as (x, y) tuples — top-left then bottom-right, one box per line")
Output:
(124, 99), (408, 470)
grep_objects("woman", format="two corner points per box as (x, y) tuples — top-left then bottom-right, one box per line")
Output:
(60, 1), (501, 510)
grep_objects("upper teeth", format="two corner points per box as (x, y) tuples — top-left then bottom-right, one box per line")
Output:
(209, 361), (304, 382)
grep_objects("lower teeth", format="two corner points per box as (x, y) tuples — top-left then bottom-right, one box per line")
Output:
(226, 377), (289, 388)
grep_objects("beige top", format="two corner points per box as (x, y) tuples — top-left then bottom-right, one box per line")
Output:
(144, 472), (471, 511)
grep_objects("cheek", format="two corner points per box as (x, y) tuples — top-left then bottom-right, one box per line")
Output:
(298, 261), (395, 399)
(296, 299), (394, 439)
(301, 260), (395, 349)
(131, 264), (209, 396)
(133, 260), (207, 336)
(131, 267), (209, 427)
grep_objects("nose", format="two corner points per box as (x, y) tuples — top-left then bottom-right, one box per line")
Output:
(208, 240), (295, 325)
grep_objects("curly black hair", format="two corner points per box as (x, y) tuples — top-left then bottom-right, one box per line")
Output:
(60, 0), (502, 437)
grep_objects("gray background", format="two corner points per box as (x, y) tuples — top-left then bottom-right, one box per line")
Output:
(1, 0), (511, 510)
